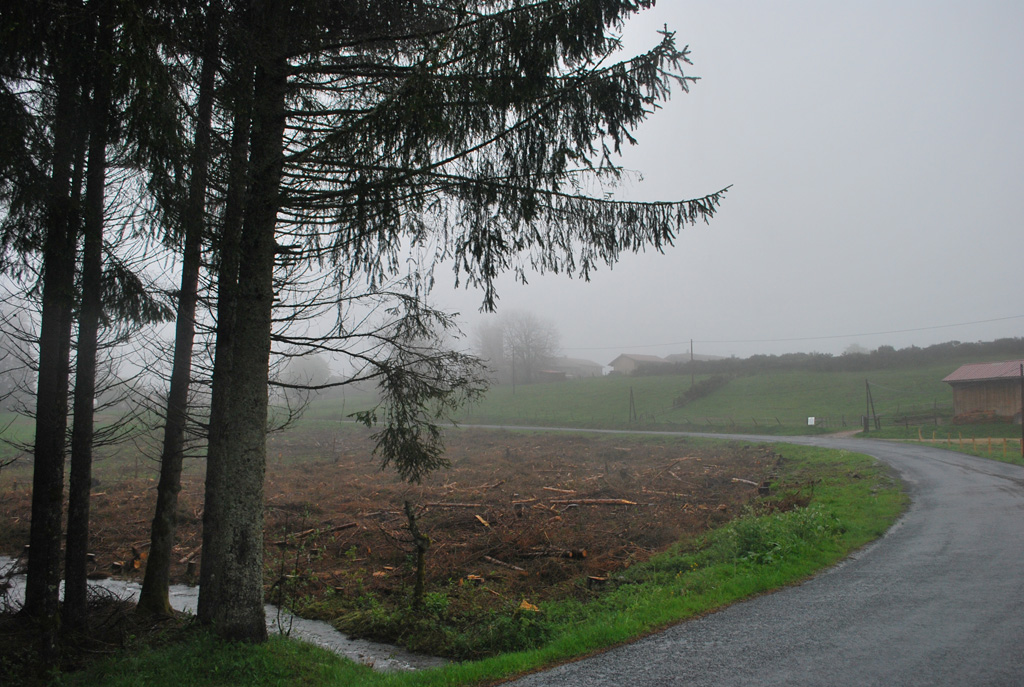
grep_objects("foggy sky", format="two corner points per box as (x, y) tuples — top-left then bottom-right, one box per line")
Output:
(432, 1), (1024, 363)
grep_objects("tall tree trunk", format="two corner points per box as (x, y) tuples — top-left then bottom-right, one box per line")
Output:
(24, 15), (86, 657)
(198, 0), (287, 641)
(63, 2), (113, 631)
(197, 56), (254, 627)
(137, 2), (220, 617)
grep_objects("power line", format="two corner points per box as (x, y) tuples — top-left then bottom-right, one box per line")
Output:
(561, 314), (1024, 352)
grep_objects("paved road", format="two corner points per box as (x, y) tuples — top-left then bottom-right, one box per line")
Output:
(504, 436), (1024, 686)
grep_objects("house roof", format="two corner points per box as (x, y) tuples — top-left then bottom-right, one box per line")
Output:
(548, 356), (603, 369)
(664, 353), (726, 363)
(608, 354), (667, 366)
(942, 360), (1024, 384)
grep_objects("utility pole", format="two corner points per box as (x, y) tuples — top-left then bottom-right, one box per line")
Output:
(690, 339), (694, 388)
(1019, 364), (1023, 457)
(864, 379), (870, 433)
(865, 379), (878, 432)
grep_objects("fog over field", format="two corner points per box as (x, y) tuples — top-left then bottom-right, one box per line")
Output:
(434, 1), (1024, 361)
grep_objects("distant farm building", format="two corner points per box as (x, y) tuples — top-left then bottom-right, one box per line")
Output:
(543, 357), (604, 380)
(608, 354), (669, 375)
(664, 352), (726, 364)
(942, 360), (1024, 422)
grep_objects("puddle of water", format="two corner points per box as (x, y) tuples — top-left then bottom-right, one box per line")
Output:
(0, 557), (447, 673)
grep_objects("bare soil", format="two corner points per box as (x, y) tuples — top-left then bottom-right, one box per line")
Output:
(0, 428), (777, 617)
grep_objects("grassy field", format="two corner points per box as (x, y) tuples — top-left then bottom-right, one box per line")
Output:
(0, 348), (1012, 464)
(0, 412), (32, 466)
(450, 356), (1001, 433)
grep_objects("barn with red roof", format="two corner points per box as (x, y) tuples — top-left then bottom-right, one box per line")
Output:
(942, 360), (1024, 422)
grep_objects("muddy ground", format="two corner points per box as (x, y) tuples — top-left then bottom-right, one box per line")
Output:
(0, 428), (777, 613)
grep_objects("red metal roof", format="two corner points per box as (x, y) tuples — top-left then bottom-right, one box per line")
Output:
(942, 360), (1024, 383)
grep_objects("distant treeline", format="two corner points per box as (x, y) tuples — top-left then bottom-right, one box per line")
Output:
(634, 338), (1024, 377)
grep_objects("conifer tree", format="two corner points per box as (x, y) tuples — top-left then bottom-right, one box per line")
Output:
(1, 0), (176, 648)
(195, 0), (726, 640)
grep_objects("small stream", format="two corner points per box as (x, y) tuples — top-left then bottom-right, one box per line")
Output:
(0, 557), (447, 672)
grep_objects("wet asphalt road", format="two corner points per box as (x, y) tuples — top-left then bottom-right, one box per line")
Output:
(504, 436), (1024, 686)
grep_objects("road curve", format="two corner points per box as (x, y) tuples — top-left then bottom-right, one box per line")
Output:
(503, 436), (1024, 686)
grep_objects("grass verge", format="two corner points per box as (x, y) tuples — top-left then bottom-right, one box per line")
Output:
(52, 630), (376, 687)
(60, 442), (905, 687)
(859, 423), (1024, 467)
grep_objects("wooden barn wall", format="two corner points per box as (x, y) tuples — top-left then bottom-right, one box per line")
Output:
(613, 359), (639, 375)
(951, 380), (1022, 417)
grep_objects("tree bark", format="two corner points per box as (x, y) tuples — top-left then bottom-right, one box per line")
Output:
(196, 52), (253, 629)
(195, 75), (251, 630)
(64, 2), (114, 631)
(198, 0), (287, 641)
(24, 8), (86, 657)
(137, 2), (220, 618)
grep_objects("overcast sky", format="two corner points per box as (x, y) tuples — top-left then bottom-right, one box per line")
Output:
(432, 1), (1024, 363)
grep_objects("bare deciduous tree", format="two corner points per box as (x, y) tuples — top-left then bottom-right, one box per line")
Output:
(476, 310), (560, 386)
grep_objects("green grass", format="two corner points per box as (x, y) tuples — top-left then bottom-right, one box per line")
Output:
(282, 390), (379, 428)
(56, 631), (375, 687)
(867, 421), (1022, 440)
(922, 439), (1024, 466)
(62, 442), (906, 687)
(859, 421), (1024, 467)
(0, 412), (33, 465)
(859, 425), (1024, 467)
(2, 348), (1002, 480)
(447, 353), (1021, 435)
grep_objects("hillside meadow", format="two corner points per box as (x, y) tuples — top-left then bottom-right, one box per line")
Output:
(442, 353), (1016, 434)
(2, 344), (1021, 477)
